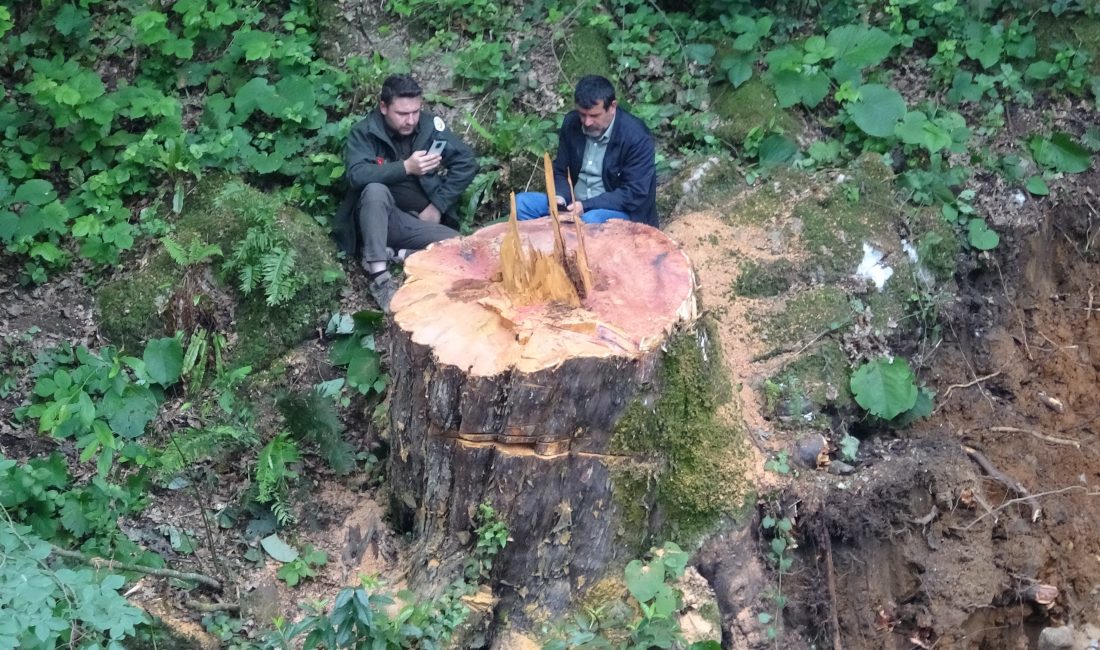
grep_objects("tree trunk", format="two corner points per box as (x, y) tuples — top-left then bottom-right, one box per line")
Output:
(387, 218), (712, 625)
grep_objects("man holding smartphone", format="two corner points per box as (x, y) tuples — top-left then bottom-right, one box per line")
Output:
(334, 74), (478, 312)
(515, 75), (657, 227)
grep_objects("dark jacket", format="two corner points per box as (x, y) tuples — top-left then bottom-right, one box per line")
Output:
(333, 109), (478, 256)
(552, 107), (657, 227)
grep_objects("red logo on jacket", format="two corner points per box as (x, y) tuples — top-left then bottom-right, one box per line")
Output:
(375, 157), (385, 165)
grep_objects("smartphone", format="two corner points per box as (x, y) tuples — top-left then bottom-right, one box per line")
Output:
(428, 139), (447, 156)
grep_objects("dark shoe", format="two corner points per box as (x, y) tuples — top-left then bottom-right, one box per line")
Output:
(367, 272), (399, 314)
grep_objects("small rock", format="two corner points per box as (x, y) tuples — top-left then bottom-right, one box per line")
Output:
(793, 434), (828, 468)
(1037, 625), (1074, 650)
(678, 610), (717, 645)
(828, 461), (856, 475)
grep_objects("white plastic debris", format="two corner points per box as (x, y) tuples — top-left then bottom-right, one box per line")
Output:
(855, 242), (893, 289)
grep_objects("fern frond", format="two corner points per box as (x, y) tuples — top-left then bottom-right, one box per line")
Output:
(215, 181), (247, 208)
(158, 424), (258, 480)
(261, 247), (299, 305)
(161, 236), (189, 267)
(276, 389), (353, 475)
(238, 264), (256, 294)
(256, 433), (300, 505)
(188, 241), (223, 264)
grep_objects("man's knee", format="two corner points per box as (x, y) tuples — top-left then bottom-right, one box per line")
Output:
(359, 183), (393, 204)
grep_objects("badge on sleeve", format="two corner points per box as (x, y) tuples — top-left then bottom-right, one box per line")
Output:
(433, 116), (446, 132)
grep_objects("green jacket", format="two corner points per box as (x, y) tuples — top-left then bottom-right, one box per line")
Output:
(333, 108), (478, 256)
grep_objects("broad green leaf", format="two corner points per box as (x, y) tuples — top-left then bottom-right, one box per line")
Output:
(895, 111), (953, 153)
(624, 559), (665, 603)
(757, 134), (797, 168)
(847, 84), (906, 138)
(261, 533), (299, 563)
(651, 584), (678, 618)
(235, 29), (276, 61)
(143, 337), (183, 386)
(1029, 132), (1092, 174)
(1025, 176), (1049, 196)
(720, 53), (754, 88)
(967, 218), (999, 251)
(893, 386), (936, 427)
(1025, 61), (1057, 81)
(352, 309), (385, 330)
(826, 25), (895, 69)
(683, 43), (716, 65)
(103, 384), (158, 439)
(347, 351), (381, 394)
(234, 77), (281, 119)
(850, 357), (918, 420)
(770, 69), (829, 108)
(13, 179), (56, 206)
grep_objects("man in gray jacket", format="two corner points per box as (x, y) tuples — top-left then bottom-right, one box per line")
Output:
(334, 74), (478, 312)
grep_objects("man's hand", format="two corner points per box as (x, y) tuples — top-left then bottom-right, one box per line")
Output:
(404, 151), (442, 176)
(419, 203), (442, 224)
(564, 200), (584, 220)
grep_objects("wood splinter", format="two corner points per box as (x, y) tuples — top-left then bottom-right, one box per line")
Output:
(498, 155), (594, 307)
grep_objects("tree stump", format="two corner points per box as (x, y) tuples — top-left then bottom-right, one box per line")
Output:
(387, 218), (736, 626)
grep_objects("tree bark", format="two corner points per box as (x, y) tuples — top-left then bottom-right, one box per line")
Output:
(387, 218), (701, 623)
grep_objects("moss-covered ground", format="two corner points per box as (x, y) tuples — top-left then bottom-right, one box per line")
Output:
(97, 177), (344, 369)
(710, 77), (803, 145)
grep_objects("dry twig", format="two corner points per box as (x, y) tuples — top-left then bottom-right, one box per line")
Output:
(989, 425), (1080, 448)
(941, 371), (1001, 401)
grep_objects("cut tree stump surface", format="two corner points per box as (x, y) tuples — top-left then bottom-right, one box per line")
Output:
(391, 219), (697, 377)
(388, 218), (707, 624)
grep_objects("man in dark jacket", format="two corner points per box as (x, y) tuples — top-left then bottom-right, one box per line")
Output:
(516, 75), (657, 227)
(333, 74), (478, 312)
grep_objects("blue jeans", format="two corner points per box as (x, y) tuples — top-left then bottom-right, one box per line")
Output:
(514, 192), (630, 225)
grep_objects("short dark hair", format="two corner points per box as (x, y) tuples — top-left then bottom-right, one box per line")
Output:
(380, 74), (423, 104)
(574, 75), (615, 109)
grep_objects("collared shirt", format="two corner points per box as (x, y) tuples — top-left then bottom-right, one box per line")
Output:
(573, 116), (615, 202)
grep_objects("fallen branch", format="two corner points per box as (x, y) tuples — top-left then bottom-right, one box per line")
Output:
(183, 599), (240, 613)
(989, 425), (1080, 449)
(963, 445), (1041, 522)
(50, 546), (222, 591)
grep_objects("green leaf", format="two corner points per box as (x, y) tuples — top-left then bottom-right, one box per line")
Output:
(347, 351), (381, 395)
(826, 25), (895, 69)
(893, 386), (935, 427)
(1025, 61), (1057, 81)
(13, 179), (57, 206)
(967, 218), (999, 251)
(624, 559), (665, 603)
(839, 434), (860, 461)
(103, 384), (158, 439)
(758, 134), (797, 169)
(235, 29), (276, 61)
(720, 53), (754, 88)
(1029, 132), (1092, 174)
(683, 43), (716, 65)
(60, 498), (90, 537)
(1025, 176), (1049, 196)
(895, 111), (953, 153)
(770, 69), (830, 108)
(850, 357), (918, 420)
(143, 337), (183, 386)
(261, 533), (299, 563)
(847, 84), (906, 138)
